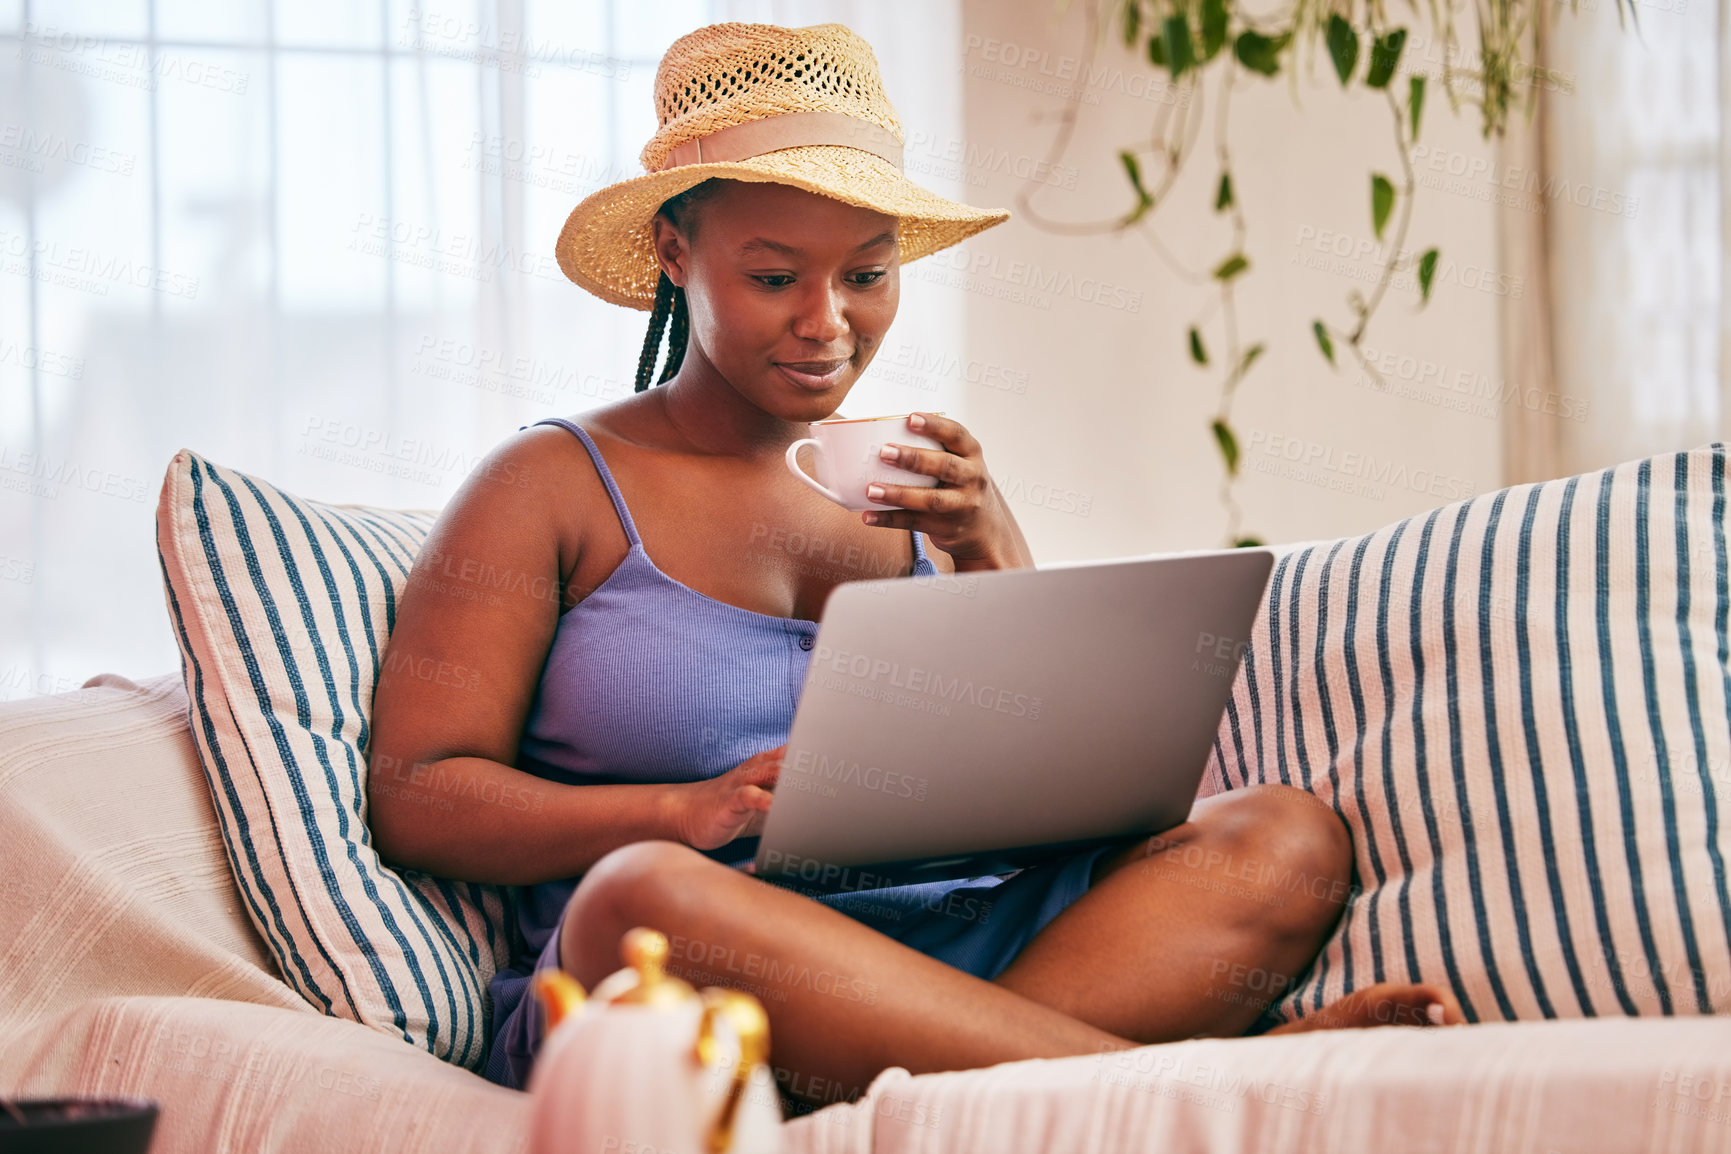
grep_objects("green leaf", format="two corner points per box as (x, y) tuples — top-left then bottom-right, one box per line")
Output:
(1213, 253), (1249, 281)
(1234, 29), (1285, 77)
(1366, 28), (1406, 88)
(1313, 320), (1336, 365)
(1409, 75), (1427, 141)
(1201, 0), (1229, 61)
(1213, 420), (1240, 476)
(1189, 327), (1209, 365)
(1148, 31), (1167, 67)
(1326, 14), (1358, 86)
(1119, 150), (1146, 197)
(1234, 536), (1266, 548)
(1418, 247), (1440, 303)
(1239, 343), (1266, 375)
(1119, 150), (1155, 223)
(1163, 14), (1196, 76)
(1123, 0), (1142, 47)
(1371, 173), (1395, 240)
(1215, 171), (1234, 212)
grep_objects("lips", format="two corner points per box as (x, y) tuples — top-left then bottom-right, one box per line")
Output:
(774, 357), (850, 391)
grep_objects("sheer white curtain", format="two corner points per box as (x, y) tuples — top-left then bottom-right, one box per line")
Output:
(1538, 0), (1724, 475)
(0, 0), (963, 696)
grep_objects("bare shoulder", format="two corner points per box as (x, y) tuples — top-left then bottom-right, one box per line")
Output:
(434, 416), (619, 555)
(370, 419), (614, 778)
(465, 419), (599, 503)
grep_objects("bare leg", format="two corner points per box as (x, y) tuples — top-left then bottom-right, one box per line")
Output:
(994, 784), (1354, 1040)
(560, 839), (1128, 1106)
(560, 784), (1452, 1105)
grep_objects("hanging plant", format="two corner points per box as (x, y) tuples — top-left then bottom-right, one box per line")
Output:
(1017, 0), (1622, 546)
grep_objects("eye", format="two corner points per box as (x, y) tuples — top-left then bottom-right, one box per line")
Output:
(849, 269), (888, 287)
(753, 274), (795, 288)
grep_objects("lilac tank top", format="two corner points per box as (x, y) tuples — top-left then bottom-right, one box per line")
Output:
(515, 417), (936, 787)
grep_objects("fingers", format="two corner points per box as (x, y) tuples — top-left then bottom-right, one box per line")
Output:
(741, 750), (783, 788)
(721, 787), (772, 843)
(692, 785), (775, 847)
(738, 806), (768, 840)
(697, 784), (775, 849)
(860, 414), (992, 538)
(861, 481), (968, 518)
(860, 507), (911, 529)
(906, 411), (980, 459)
(879, 441), (973, 487)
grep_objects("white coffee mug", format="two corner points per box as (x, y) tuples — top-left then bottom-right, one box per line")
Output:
(784, 413), (944, 512)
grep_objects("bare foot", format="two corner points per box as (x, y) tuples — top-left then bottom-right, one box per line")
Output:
(1264, 982), (1466, 1034)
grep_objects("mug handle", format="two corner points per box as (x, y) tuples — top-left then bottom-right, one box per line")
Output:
(784, 438), (848, 505)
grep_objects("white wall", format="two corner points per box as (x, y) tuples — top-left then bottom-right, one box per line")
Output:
(949, 0), (1506, 562)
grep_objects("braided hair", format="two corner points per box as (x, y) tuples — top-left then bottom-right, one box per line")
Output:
(634, 273), (685, 392)
(635, 179), (725, 392)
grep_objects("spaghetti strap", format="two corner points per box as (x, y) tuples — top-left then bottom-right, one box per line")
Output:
(531, 416), (932, 571)
(530, 417), (642, 547)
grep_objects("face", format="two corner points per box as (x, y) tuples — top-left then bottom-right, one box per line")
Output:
(651, 181), (900, 420)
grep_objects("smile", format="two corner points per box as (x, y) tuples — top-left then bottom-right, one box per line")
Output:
(775, 359), (851, 391)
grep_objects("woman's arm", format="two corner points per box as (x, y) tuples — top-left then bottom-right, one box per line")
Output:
(368, 754), (685, 886)
(366, 427), (767, 885)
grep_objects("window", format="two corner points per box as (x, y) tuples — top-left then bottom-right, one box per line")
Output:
(0, 0), (966, 695)
(1545, 0), (1724, 473)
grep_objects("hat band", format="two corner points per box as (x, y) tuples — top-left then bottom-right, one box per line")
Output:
(657, 110), (904, 172)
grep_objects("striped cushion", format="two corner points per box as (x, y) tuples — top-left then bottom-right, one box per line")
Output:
(154, 449), (516, 1070)
(1205, 443), (1731, 1024)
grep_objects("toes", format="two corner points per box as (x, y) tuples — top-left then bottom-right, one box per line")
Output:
(1363, 982), (1464, 1027)
(1268, 982), (1468, 1034)
(1307, 982), (1467, 1030)
(1416, 984), (1466, 1025)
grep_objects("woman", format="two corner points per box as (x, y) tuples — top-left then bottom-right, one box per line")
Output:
(367, 21), (1462, 1101)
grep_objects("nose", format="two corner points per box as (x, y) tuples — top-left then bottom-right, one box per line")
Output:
(790, 281), (847, 346)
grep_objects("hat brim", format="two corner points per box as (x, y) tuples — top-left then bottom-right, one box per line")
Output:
(555, 145), (1010, 310)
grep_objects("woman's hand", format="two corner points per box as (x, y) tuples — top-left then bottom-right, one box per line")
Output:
(672, 745), (783, 850)
(858, 412), (1034, 571)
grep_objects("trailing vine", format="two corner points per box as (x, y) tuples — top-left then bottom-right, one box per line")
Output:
(1017, 0), (1611, 546)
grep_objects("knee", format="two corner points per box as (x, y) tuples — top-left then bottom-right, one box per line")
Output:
(566, 841), (715, 954)
(1209, 786), (1351, 877)
(570, 840), (710, 927)
(1191, 786), (1354, 931)
(562, 841), (720, 984)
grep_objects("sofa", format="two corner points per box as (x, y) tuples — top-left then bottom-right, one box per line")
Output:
(4, 444), (1731, 1153)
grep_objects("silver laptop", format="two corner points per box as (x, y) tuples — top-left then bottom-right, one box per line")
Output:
(753, 548), (1274, 891)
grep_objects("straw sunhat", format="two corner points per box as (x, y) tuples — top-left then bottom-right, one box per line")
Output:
(555, 22), (1010, 310)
